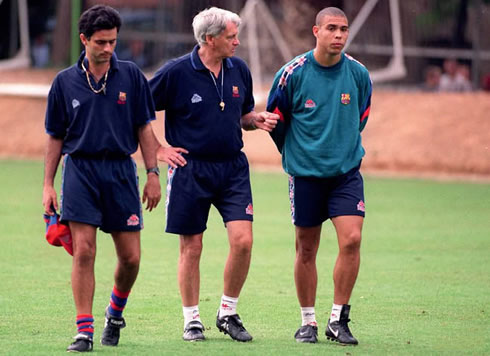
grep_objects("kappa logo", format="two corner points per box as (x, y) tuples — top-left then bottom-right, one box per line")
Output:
(304, 99), (316, 108)
(117, 91), (127, 104)
(191, 93), (202, 103)
(126, 214), (140, 226)
(232, 85), (240, 97)
(72, 99), (80, 109)
(245, 203), (253, 215)
(341, 93), (351, 105)
(109, 319), (124, 326)
(221, 303), (232, 310)
(357, 200), (365, 212)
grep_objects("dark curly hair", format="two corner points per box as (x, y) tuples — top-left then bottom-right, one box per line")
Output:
(78, 5), (121, 39)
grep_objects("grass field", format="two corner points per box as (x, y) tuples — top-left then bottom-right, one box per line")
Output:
(0, 159), (489, 355)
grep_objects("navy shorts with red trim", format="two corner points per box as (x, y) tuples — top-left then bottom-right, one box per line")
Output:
(289, 164), (365, 227)
(60, 155), (142, 233)
(165, 152), (253, 235)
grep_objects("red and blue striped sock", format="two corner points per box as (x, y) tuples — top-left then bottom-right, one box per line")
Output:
(108, 286), (130, 318)
(76, 314), (94, 338)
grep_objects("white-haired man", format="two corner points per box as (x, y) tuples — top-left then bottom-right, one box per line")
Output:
(149, 7), (278, 342)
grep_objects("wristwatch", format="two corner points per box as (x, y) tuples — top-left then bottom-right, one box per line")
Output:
(146, 167), (160, 176)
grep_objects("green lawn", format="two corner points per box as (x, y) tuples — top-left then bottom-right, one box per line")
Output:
(0, 159), (489, 355)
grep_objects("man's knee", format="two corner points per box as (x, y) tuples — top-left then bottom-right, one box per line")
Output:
(296, 242), (318, 264)
(339, 230), (362, 253)
(73, 240), (96, 265)
(231, 234), (253, 255)
(118, 251), (140, 270)
(295, 228), (321, 263)
(180, 235), (203, 259)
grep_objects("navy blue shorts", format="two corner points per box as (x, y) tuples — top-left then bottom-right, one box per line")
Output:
(60, 155), (142, 233)
(289, 164), (365, 227)
(165, 152), (253, 235)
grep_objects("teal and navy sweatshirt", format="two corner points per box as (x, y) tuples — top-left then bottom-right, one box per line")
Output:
(266, 51), (372, 178)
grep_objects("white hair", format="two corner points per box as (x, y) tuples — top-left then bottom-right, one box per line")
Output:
(192, 7), (241, 46)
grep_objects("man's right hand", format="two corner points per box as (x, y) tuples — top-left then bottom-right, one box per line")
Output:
(157, 146), (189, 168)
(43, 185), (58, 215)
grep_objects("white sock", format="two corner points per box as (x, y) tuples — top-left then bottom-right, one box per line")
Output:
(218, 295), (238, 318)
(300, 307), (317, 326)
(330, 303), (343, 322)
(183, 305), (201, 328)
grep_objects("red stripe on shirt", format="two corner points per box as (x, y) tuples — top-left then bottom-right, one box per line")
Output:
(360, 106), (370, 123)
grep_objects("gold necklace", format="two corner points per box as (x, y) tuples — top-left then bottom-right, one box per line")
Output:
(209, 62), (225, 111)
(81, 60), (109, 95)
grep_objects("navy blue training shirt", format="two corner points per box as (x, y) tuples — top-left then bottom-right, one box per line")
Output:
(45, 52), (155, 157)
(149, 45), (255, 160)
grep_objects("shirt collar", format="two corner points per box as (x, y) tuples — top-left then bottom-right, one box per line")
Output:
(190, 45), (234, 71)
(308, 50), (344, 71)
(77, 51), (120, 74)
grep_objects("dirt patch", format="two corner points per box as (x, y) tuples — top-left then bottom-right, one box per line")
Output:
(1, 69), (489, 181)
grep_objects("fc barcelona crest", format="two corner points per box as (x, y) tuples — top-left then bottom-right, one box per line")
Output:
(341, 93), (350, 105)
(232, 86), (240, 97)
(118, 91), (127, 104)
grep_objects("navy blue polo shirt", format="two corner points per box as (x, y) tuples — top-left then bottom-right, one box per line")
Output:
(149, 45), (255, 160)
(45, 51), (155, 156)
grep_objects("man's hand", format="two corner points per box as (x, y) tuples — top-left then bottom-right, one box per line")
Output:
(142, 174), (161, 212)
(253, 111), (280, 132)
(43, 185), (58, 215)
(157, 146), (188, 168)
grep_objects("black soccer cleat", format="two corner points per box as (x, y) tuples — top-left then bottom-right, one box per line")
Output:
(325, 304), (358, 345)
(67, 333), (93, 352)
(294, 324), (318, 343)
(216, 314), (253, 342)
(100, 309), (126, 346)
(183, 320), (205, 342)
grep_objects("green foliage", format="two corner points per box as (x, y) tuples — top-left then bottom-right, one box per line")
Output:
(1, 159), (489, 355)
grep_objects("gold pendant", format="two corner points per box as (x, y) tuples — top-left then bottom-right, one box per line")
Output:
(220, 101), (225, 111)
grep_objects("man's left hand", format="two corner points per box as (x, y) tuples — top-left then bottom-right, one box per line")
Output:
(254, 111), (280, 132)
(142, 174), (161, 211)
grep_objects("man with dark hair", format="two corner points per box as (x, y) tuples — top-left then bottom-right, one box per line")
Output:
(42, 4), (161, 352)
(267, 7), (372, 345)
(149, 6), (278, 343)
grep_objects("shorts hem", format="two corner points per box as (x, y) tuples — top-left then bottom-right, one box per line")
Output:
(100, 226), (142, 234)
(165, 227), (207, 235)
(223, 217), (254, 224)
(60, 216), (100, 228)
(328, 212), (365, 219)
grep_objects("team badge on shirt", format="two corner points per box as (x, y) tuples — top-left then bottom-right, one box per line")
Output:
(304, 99), (316, 108)
(232, 86), (240, 97)
(72, 99), (80, 109)
(118, 91), (127, 104)
(341, 93), (351, 105)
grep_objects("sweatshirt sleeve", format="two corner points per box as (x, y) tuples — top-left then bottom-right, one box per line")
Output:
(266, 68), (292, 153)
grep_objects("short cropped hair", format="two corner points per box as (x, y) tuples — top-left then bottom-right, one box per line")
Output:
(192, 7), (241, 46)
(78, 5), (122, 39)
(316, 7), (347, 26)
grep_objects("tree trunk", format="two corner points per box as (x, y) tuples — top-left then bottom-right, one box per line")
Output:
(51, 0), (71, 66)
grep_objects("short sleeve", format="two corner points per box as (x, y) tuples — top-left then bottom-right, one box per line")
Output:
(45, 77), (67, 138)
